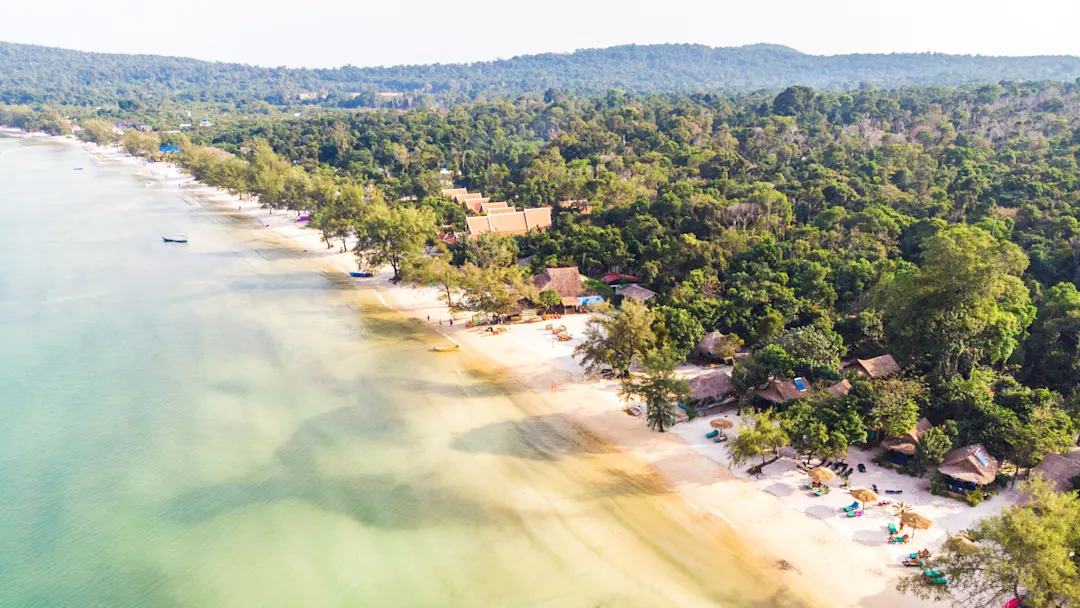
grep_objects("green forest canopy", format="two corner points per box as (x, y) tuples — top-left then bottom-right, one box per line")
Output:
(5, 40), (1080, 106)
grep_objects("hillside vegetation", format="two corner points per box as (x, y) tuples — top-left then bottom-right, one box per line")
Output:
(5, 40), (1080, 106)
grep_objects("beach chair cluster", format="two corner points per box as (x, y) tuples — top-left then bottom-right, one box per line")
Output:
(841, 501), (862, 517)
(804, 481), (830, 496)
(704, 429), (728, 443)
(902, 548), (930, 567)
(922, 570), (948, 586)
(546, 324), (573, 342)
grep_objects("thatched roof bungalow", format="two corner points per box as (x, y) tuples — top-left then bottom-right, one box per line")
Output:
(1028, 454), (1080, 496)
(754, 378), (811, 404)
(617, 284), (656, 302)
(688, 371), (735, 403)
(534, 267), (585, 308)
(846, 354), (901, 379)
(881, 417), (932, 456)
(939, 444), (1000, 490)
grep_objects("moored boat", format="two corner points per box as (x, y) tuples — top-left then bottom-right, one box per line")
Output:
(162, 235), (188, 243)
(349, 271), (374, 278)
(433, 345), (460, 352)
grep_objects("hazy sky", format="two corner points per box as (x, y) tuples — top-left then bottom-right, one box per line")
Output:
(3, 0), (1079, 68)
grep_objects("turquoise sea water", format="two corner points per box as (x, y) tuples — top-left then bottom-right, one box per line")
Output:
(0, 136), (805, 607)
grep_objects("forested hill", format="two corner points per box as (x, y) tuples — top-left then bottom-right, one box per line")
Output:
(5, 40), (1080, 106)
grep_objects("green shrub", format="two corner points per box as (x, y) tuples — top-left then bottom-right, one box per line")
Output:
(929, 473), (946, 496)
(965, 487), (986, 507)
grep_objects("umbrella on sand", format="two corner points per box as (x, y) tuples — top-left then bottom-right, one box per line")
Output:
(808, 467), (836, 484)
(710, 418), (734, 430)
(901, 512), (933, 538)
(850, 488), (878, 510)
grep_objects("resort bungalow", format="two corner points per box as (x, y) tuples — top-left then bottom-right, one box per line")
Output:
(938, 444), (1000, 495)
(880, 417), (932, 465)
(615, 284), (656, 302)
(754, 377), (852, 405)
(843, 354), (900, 379)
(1027, 454), (1080, 496)
(682, 371), (736, 414)
(754, 378), (811, 404)
(533, 266), (602, 312)
(465, 207), (552, 238)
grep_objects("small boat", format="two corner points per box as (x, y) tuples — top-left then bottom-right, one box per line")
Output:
(433, 345), (460, 353)
(73, 167), (84, 171)
(349, 271), (374, 278)
(162, 235), (188, 243)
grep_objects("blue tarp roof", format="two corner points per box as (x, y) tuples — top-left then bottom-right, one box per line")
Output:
(159, 145), (180, 153)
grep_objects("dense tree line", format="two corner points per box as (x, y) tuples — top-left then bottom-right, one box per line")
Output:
(6, 40), (1080, 107)
(9, 77), (1080, 603)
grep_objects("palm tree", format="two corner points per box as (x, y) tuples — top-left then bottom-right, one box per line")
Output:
(893, 502), (913, 529)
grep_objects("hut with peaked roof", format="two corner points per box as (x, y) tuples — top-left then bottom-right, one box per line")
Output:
(846, 354), (901, 379)
(1027, 454), (1080, 497)
(617, 284), (656, 302)
(826, 378), (852, 397)
(693, 331), (736, 362)
(688, 371), (735, 403)
(681, 371), (736, 415)
(881, 418), (932, 465)
(754, 378), (811, 404)
(938, 444), (1000, 493)
(533, 267), (589, 310)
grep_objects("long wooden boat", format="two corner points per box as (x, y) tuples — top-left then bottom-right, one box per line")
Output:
(349, 271), (374, 278)
(162, 235), (188, 243)
(433, 345), (460, 353)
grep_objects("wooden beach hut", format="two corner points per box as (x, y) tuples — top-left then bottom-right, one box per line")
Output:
(938, 444), (1000, 495)
(881, 418), (932, 466)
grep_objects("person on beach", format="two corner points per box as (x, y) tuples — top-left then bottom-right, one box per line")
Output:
(439, 320), (442, 326)
(449, 319), (453, 326)
(427, 315), (430, 322)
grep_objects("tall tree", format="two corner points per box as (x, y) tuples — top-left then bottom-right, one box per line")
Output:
(729, 409), (790, 474)
(573, 299), (657, 375)
(354, 201), (437, 279)
(618, 351), (688, 432)
(877, 225), (1035, 377)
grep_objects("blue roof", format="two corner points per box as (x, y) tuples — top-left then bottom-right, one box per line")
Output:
(159, 145), (180, 153)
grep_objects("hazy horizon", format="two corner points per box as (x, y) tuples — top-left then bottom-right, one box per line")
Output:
(3, 0), (1080, 69)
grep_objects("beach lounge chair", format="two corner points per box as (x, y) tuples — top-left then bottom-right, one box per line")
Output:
(714, 435), (727, 443)
(888, 523), (899, 535)
(813, 487), (830, 496)
(922, 570), (942, 578)
(902, 558), (926, 567)
(929, 577), (948, 585)
(843, 501), (859, 512)
(890, 535), (910, 544)
(846, 510), (863, 518)
(857, 463), (866, 473)
(706, 430), (719, 439)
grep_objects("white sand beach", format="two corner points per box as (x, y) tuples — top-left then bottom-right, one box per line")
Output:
(51, 137), (972, 607)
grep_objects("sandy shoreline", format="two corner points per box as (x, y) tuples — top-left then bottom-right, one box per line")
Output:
(14, 132), (947, 607)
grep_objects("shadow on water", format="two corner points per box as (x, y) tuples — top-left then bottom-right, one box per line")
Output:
(450, 413), (615, 462)
(162, 472), (511, 530)
(273, 405), (405, 477)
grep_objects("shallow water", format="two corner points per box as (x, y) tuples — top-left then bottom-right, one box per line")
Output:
(0, 136), (808, 607)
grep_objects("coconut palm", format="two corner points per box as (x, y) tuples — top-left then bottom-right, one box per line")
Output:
(729, 409), (789, 475)
(892, 502), (913, 529)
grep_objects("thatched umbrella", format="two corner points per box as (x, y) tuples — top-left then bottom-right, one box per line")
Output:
(808, 467), (836, 483)
(850, 488), (878, 510)
(901, 512), (933, 538)
(943, 535), (978, 554)
(710, 418), (734, 430)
